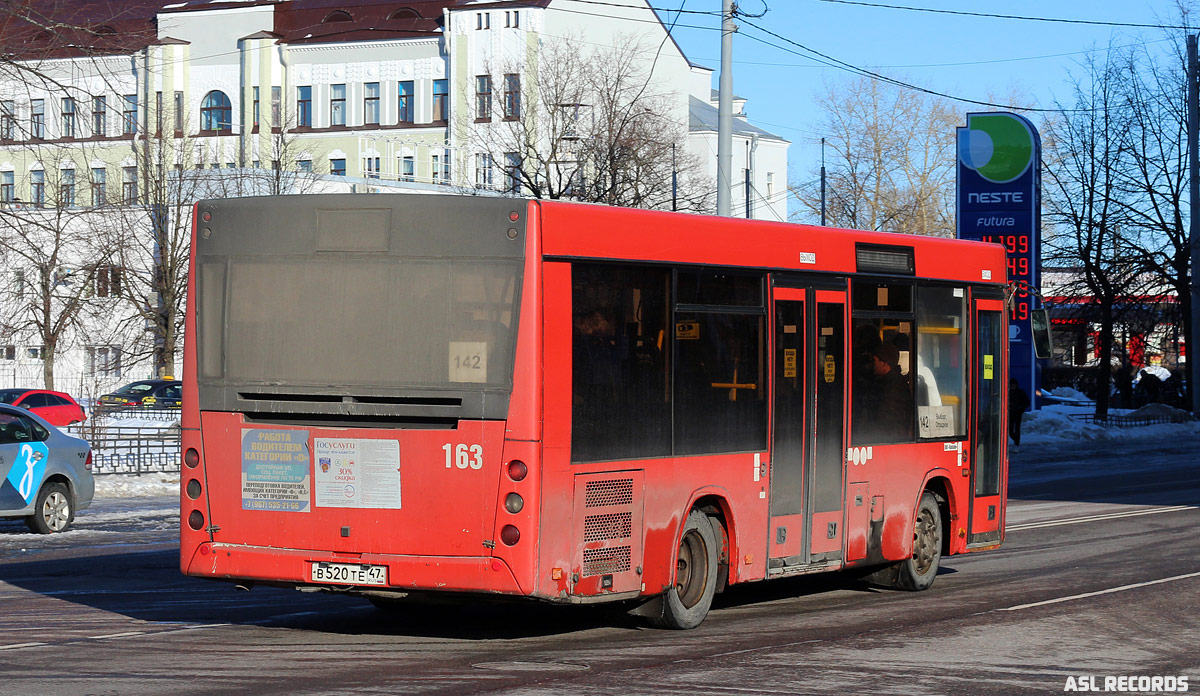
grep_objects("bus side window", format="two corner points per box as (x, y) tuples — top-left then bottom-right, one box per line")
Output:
(851, 281), (916, 445)
(571, 264), (671, 463)
(915, 286), (967, 439)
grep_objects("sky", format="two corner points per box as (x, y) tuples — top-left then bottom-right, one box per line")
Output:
(655, 0), (1193, 221)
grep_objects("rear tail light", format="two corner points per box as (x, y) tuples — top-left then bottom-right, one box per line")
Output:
(84, 451), (93, 471)
(186, 479), (202, 500)
(504, 493), (524, 514)
(184, 448), (200, 468)
(500, 524), (520, 546)
(187, 510), (205, 531)
(507, 460), (527, 481)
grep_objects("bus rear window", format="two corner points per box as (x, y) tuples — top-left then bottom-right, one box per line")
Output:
(211, 257), (521, 390)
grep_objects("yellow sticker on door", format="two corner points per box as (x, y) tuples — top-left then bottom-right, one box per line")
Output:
(784, 348), (797, 378)
(824, 354), (837, 383)
(984, 354), (994, 380)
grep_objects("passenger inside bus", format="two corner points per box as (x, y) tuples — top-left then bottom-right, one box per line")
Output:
(866, 342), (913, 441)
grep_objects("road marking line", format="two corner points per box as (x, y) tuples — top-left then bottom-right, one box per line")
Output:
(0, 642), (46, 650)
(998, 571), (1200, 612)
(1007, 505), (1195, 531)
(89, 631), (146, 640)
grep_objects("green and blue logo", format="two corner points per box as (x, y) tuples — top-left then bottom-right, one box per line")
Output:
(958, 113), (1035, 184)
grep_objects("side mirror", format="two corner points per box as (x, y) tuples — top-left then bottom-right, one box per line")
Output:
(1030, 308), (1053, 360)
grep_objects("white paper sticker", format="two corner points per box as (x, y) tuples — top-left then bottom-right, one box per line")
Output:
(799, 252), (817, 265)
(314, 438), (401, 509)
(918, 406), (957, 439)
(449, 341), (488, 383)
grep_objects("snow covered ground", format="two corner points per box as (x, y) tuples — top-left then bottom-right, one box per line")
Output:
(1023, 387), (1200, 445)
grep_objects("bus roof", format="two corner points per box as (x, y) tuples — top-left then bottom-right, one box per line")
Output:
(535, 199), (1007, 286)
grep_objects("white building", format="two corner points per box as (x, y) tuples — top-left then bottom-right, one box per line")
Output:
(0, 0), (789, 396)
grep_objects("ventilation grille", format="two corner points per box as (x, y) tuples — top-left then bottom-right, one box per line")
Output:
(582, 546), (632, 576)
(584, 478), (634, 508)
(583, 511), (633, 543)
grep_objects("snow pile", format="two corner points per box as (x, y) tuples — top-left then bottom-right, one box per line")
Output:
(1022, 404), (1200, 444)
(94, 472), (179, 498)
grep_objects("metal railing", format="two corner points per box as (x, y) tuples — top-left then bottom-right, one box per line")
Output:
(1068, 412), (1194, 427)
(65, 409), (181, 475)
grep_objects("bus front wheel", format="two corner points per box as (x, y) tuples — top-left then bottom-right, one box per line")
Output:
(651, 509), (719, 630)
(894, 491), (942, 591)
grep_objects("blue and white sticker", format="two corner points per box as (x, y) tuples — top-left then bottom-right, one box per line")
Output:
(5, 442), (50, 505)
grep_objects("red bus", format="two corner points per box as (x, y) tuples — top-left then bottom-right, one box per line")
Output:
(181, 194), (1014, 629)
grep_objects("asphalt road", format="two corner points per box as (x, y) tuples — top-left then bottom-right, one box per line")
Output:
(0, 433), (1197, 696)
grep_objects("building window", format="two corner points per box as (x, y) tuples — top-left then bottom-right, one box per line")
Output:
(432, 79), (448, 122)
(90, 167), (106, 207)
(31, 99), (45, 138)
(503, 74), (521, 119)
(61, 97), (76, 138)
(506, 10), (520, 27)
(95, 265), (122, 297)
(298, 159), (312, 173)
(297, 86), (312, 127)
(364, 156), (380, 179)
(401, 155), (414, 181)
(0, 100), (14, 140)
(271, 86), (281, 127)
(364, 82), (380, 125)
(476, 12), (490, 29)
(155, 91), (163, 134)
(505, 151), (521, 194)
(431, 153), (440, 183)
(93, 95), (107, 136)
(252, 87), (260, 128)
(30, 170), (44, 206)
(330, 158), (346, 176)
(475, 153), (493, 188)
(0, 171), (13, 202)
(330, 84), (346, 126)
(200, 91), (232, 132)
(122, 166), (137, 204)
(122, 94), (136, 135)
(59, 168), (74, 207)
(475, 75), (492, 121)
(173, 92), (182, 132)
(1, 345), (13, 360)
(398, 81), (414, 124)
(87, 345), (121, 378)
(27, 347), (43, 360)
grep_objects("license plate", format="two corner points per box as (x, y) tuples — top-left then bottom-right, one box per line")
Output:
(309, 562), (387, 586)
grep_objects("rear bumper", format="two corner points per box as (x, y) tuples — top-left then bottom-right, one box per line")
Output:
(183, 542), (525, 595)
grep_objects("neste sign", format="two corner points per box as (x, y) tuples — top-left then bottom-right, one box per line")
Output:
(956, 112), (1043, 406)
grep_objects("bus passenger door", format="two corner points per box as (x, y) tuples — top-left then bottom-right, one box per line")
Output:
(768, 286), (847, 570)
(768, 288), (808, 566)
(809, 291), (847, 563)
(969, 301), (1005, 545)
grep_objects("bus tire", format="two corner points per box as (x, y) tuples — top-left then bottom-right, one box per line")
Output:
(26, 482), (74, 534)
(650, 510), (718, 630)
(894, 491), (942, 591)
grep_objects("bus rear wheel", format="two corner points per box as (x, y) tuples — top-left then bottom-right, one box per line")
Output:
(894, 491), (942, 591)
(651, 510), (718, 630)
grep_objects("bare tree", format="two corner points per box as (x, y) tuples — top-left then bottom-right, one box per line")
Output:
(792, 75), (958, 236)
(469, 36), (712, 212)
(1042, 52), (1158, 418)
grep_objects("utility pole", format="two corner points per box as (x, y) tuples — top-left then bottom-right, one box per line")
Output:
(1189, 34), (1200, 414)
(716, 0), (735, 216)
(820, 137), (827, 226)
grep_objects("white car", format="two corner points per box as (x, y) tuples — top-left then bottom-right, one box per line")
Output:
(0, 403), (94, 533)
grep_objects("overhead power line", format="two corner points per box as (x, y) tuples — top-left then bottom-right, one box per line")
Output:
(817, 0), (1197, 31)
(736, 17), (1077, 113)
